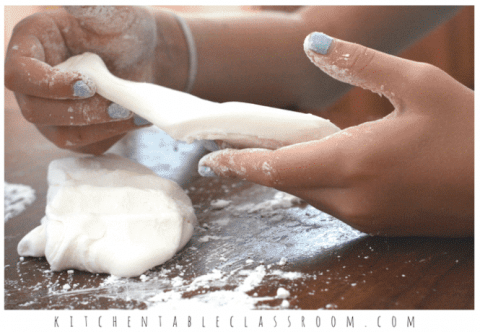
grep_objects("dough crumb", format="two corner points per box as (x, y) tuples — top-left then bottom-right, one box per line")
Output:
(210, 199), (231, 209)
(276, 287), (290, 299)
(277, 257), (288, 266)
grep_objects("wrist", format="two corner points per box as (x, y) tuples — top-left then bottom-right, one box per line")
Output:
(151, 9), (190, 92)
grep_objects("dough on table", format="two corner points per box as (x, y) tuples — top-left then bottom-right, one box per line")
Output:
(17, 154), (196, 278)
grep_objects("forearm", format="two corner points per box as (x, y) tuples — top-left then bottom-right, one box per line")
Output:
(184, 6), (461, 110)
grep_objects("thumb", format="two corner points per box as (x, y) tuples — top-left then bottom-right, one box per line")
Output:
(303, 32), (448, 110)
(4, 13), (96, 100)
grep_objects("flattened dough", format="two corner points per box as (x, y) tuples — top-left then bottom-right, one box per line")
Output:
(55, 52), (340, 149)
(17, 154), (196, 277)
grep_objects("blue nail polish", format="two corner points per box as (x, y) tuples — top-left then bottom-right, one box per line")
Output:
(108, 103), (131, 119)
(133, 114), (151, 126)
(73, 80), (93, 97)
(306, 32), (333, 55)
(198, 165), (217, 177)
(202, 140), (220, 152)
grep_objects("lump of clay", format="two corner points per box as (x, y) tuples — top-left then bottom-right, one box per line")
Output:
(17, 154), (196, 277)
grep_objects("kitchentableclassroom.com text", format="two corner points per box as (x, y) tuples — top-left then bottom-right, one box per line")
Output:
(53, 314), (416, 329)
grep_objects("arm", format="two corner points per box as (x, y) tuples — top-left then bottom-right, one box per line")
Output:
(180, 6), (460, 110)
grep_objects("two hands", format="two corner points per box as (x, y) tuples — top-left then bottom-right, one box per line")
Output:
(5, 8), (473, 237)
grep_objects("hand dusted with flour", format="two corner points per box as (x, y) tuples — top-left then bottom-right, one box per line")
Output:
(5, 6), (189, 154)
(200, 33), (474, 237)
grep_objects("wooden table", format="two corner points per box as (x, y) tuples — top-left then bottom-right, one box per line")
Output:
(4, 105), (474, 313)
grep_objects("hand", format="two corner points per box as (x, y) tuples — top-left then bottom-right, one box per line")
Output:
(4, 6), (188, 154)
(199, 32), (474, 237)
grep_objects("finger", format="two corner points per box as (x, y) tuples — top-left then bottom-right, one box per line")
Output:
(5, 15), (96, 100)
(198, 108), (422, 190)
(35, 118), (148, 150)
(198, 137), (346, 190)
(303, 32), (451, 110)
(15, 92), (132, 126)
(70, 133), (128, 156)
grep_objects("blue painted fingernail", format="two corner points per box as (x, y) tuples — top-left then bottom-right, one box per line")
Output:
(305, 32), (333, 55)
(73, 80), (94, 97)
(202, 140), (220, 152)
(108, 103), (131, 119)
(133, 114), (151, 126)
(198, 165), (217, 177)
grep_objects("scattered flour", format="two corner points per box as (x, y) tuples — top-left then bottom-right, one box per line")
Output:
(230, 191), (302, 216)
(198, 235), (232, 243)
(210, 199), (231, 209)
(147, 264), (302, 310)
(277, 257), (288, 266)
(276, 287), (290, 299)
(4, 182), (36, 222)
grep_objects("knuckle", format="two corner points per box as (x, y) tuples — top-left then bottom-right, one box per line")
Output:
(406, 62), (444, 84)
(342, 45), (373, 72)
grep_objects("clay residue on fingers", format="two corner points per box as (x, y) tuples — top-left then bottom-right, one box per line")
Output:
(199, 148), (275, 183)
(63, 6), (135, 35)
(304, 36), (402, 110)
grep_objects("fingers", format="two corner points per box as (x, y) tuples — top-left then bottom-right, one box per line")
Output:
(15, 92), (132, 126)
(303, 32), (446, 110)
(5, 15), (96, 100)
(5, 55), (96, 100)
(198, 137), (347, 190)
(35, 118), (147, 151)
(69, 134), (128, 156)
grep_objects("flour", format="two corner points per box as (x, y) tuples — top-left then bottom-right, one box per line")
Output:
(4, 182), (36, 222)
(210, 199), (231, 210)
(276, 287), (291, 299)
(17, 154), (196, 277)
(147, 264), (304, 310)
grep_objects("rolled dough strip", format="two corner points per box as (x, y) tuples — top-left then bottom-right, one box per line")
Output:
(55, 53), (340, 149)
(17, 154), (196, 277)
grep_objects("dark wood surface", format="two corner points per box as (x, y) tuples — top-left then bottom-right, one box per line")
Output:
(4, 106), (474, 310)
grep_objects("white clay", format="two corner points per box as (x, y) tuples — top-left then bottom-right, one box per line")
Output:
(17, 154), (196, 277)
(55, 52), (340, 149)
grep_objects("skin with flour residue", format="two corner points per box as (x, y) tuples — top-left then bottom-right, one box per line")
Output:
(5, 6), (189, 154)
(5, 6), (462, 154)
(200, 33), (473, 237)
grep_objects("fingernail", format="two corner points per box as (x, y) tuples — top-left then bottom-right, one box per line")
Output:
(198, 165), (218, 177)
(304, 32), (333, 55)
(108, 103), (131, 119)
(201, 140), (220, 152)
(73, 80), (94, 97)
(133, 114), (151, 126)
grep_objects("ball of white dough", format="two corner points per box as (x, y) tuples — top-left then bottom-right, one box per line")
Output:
(17, 154), (196, 277)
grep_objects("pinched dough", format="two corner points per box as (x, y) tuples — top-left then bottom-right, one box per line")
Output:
(55, 52), (340, 148)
